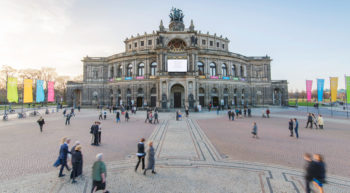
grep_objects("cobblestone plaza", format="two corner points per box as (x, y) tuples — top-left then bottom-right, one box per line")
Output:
(0, 108), (350, 192)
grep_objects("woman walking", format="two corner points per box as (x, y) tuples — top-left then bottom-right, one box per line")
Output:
(37, 116), (45, 132)
(317, 115), (324, 129)
(288, 119), (294, 137)
(71, 145), (83, 183)
(251, 122), (258, 138)
(144, 141), (156, 175)
(125, 111), (129, 122)
(135, 138), (146, 172)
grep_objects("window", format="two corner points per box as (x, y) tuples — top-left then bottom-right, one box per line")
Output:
(222, 44), (225, 49)
(240, 65), (245, 77)
(110, 66), (114, 78)
(138, 63), (144, 76)
(202, 39), (206, 45)
(210, 41), (213, 46)
(129, 44), (131, 49)
(209, 63), (216, 76)
(221, 64), (227, 76)
(150, 62), (157, 76)
(141, 41), (144, 46)
(93, 70), (98, 79)
(127, 64), (133, 76)
(217, 42), (219, 47)
(134, 42), (137, 48)
(197, 62), (204, 75)
(232, 65), (236, 77)
(148, 40), (152, 45)
(118, 65), (123, 77)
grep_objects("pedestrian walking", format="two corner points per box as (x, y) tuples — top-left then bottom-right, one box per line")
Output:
(70, 108), (75, 116)
(135, 138), (146, 172)
(305, 113), (313, 129)
(65, 113), (72, 125)
(144, 141), (156, 175)
(294, 118), (299, 139)
(153, 111), (159, 124)
(71, 145), (83, 183)
(37, 116), (45, 132)
(266, 109), (270, 118)
(145, 111), (149, 123)
(63, 108), (67, 117)
(288, 119), (294, 137)
(99, 112), (103, 120)
(98, 122), (102, 144)
(185, 106), (189, 117)
(103, 111), (107, 120)
(58, 138), (71, 177)
(125, 111), (129, 122)
(251, 122), (258, 138)
(116, 110), (120, 123)
(148, 111), (153, 123)
(208, 103), (212, 112)
(231, 110), (235, 121)
(318, 115), (324, 129)
(312, 113), (318, 129)
(304, 153), (313, 193)
(248, 107), (252, 117)
(311, 154), (326, 193)
(228, 109), (232, 120)
(91, 153), (109, 193)
(93, 122), (100, 146)
(244, 108), (247, 117)
(78, 105), (81, 112)
(90, 122), (97, 145)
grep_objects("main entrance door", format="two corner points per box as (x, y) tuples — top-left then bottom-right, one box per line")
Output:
(174, 92), (181, 108)
(137, 97), (143, 107)
(212, 96), (219, 107)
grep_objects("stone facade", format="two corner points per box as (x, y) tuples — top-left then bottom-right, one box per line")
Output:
(67, 10), (288, 109)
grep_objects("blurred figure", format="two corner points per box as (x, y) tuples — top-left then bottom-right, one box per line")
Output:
(251, 122), (258, 138)
(116, 110), (120, 123)
(99, 112), (103, 120)
(91, 153), (109, 193)
(317, 115), (324, 129)
(312, 113), (318, 129)
(103, 111), (107, 120)
(228, 109), (232, 120)
(288, 119), (294, 137)
(305, 113), (313, 129)
(312, 154), (326, 193)
(294, 118), (299, 139)
(143, 141), (156, 175)
(304, 153), (313, 193)
(37, 116), (45, 132)
(135, 138), (146, 172)
(71, 145), (83, 183)
(248, 107), (252, 117)
(185, 105), (189, 117)
(153, 111), (159, 124)
(125, 110), (129, 122)
(65, 113), (72, 125)
(266, 108), (270, 118)
(58, 138), (71, 177)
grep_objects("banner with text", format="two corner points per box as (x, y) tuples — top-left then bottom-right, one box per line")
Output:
(23, 79), (33, 103)
(317, 79), (324, 102)
(36, 80), (45, 103)
(330, 77), (338, 102)
(346, 76), (350, 103)
(47, 81), (55, 102)
(306, 80), (313, 102)
(7, 77), (18, 103)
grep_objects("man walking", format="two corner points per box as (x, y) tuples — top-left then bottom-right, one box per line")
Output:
(135, 138), (146, 172)
(294, 118), (299, 139)
(144, 111), (149, 123)
(91, 153), (109, 193)
(65, 113), (72, 125)
(37, 116), (45, 132)
(153, 111), (159, 124)
(305, 113), (313, 129)
(58, 138), (71, 177)
(228, 109), (232, 120)
(116, 110), (120, 123)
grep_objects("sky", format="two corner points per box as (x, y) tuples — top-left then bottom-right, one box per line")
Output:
(0, 0), (349, 91)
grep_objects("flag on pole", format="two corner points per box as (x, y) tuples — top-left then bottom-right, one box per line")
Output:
(36, 80), (45, 102)
(47, 81), (55, 102)
(306, 80), (313, 102)
(317, 79), (325, 102)
(23, 79), (33, 103)
(346, 76), (350, 103)
(7, 77), (18, 103)
(330, 77), (338, 102)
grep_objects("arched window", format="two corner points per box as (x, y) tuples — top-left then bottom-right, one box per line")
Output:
(127, 88), (131, 95)
(209, 63), (216, 76)
(150, 62), (157, 76)
(110, 66), (114, 78)
(240, 65), (246, 77)
(221, 64), (227, 76)
(138, 88), (143, 94)
(224, 88), (228, 94)
(197, 62), (204, 75)
(232, 65), (236, 77)
(118, 65), (123, 77)
(211, 88), (217, 94)
(138, 63), (144, 76)
(127, 64), (133, 77)
(199, 88), (205, 94)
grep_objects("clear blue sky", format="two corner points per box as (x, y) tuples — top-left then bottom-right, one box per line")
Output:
(1, 0), (349, 91)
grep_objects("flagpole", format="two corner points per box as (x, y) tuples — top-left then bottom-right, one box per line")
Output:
(22, 78), (24, 114)
(345, 74), (349, 119)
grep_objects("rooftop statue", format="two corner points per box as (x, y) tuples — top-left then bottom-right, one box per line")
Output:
(169, 7), (184, 22)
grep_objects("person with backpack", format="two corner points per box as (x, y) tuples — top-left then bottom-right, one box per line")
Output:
(37, 116), (45, 132)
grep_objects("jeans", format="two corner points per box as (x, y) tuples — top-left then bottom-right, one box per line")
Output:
(135, 156), (145, 170)
(59, 159), (69, 176)
(294, 128), (299, 138)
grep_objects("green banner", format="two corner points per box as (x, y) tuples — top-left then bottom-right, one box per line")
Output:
(346, 76), (350, 103)
(7, 77), (18, 103)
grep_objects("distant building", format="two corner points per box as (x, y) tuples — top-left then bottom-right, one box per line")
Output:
(67, 8), (288, 108)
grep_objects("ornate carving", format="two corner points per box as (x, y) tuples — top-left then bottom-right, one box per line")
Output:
(169, 7), (184, 22)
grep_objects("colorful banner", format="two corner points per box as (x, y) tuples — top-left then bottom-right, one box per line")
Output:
(23, 79), (33, 103)
(306, 80), (313, 102)
(330, 77), (338, 102)
(36, 80), (45, 103)
(7, 77), (18, 103)
(47, 81), (55, 102)
(346, 76), (350, 103)
(317, 79), (324, 102)
(222, 76), (230, 80)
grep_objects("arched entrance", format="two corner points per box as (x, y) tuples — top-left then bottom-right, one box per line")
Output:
(273, 88), (282, 106)
(73, 89), (82, 107)
(171, 84), (185, 108)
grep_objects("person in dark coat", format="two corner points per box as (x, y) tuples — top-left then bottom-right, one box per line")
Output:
(231, 110), (235, 121)
(116, 110), (120, 123)
(305, 113), (313, 128)
(304, 153), (313, 193)
(135, 138), (146, 172)
(90, 122), (96, 145)
(97, 122), (102, 144)
(78, 105), (81, 112)
(125, 111), (129, 122)
(99, 112), (103, 120)
(153, 111), (159, 124)
(71, 145), (83, 183)
(65, 113), (72, 125)
(185, 106), (189, 117)
(144, 141), (156, 175)
(70, 141), (80, 155)
(63, 109), (66, 117)
(312, 154), (326, 193)
(294, 118), (299, 139)
(248, 108), (252, 117)
(288, 119), (294, 137)
(58, 138), (71, 177)
(228, 110), (232, 120)
(37, 116), (45, 132)
(93, 122), (100, 146)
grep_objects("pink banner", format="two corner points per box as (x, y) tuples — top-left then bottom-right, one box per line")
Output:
(210, 76), (218, 79)
(306, 80), (313, 102)
(136, 76), (144, 80)
(47, 81), (55, 102)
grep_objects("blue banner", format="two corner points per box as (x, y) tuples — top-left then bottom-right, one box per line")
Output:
(222, 76), (230, 80)
(317, 79), (324, 102)
(125, 77), (132, 80)
(36, 80), (45, 102)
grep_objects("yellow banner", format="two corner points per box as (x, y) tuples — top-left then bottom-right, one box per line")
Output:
(330, 77), (338, 102)
(23, 79), (33, 103)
